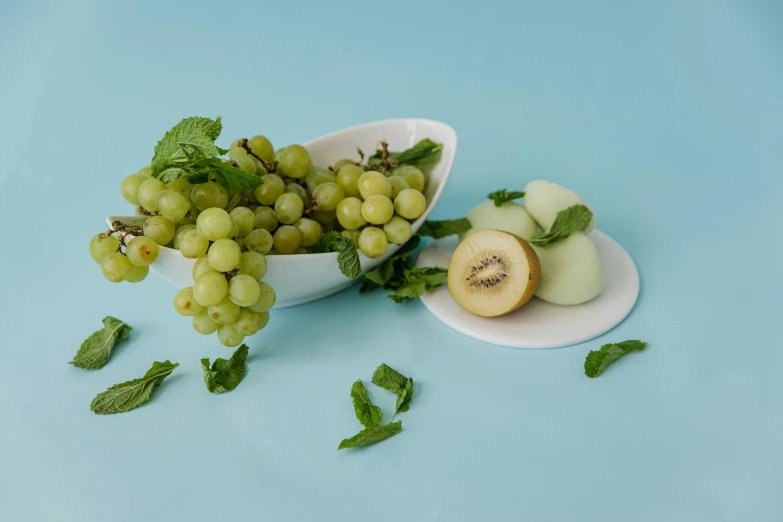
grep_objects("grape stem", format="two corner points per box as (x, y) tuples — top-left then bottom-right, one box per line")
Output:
(237, 138), (278, 173)
(106, 220), (144, 252)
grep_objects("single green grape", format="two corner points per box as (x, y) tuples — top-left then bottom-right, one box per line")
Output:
(217, 323), (245, 347)
(208, 238), (242, 272)
(174, 287), (205, 316)
(143, 216), (175, 246)
(387, 175), (410, 199)
(273, 225), (301, 254)
(197, 207), (233, 241)
(228, 274), (261, 307)
(383, 216), (413, 244)
(124, 263), (149, 283)
(137, 179), (166, 212)
(294, 247), (308, 254)
(233, 309), (266, 336)
(137, 166), (153, 178)
(336, 197), (367, 230)
(101, 253), (132, 282)
(126, 236), (159, 266)
(312, 182), (345, 211)
(274, 192), (305, 224)
(120, 174), (146, 206)
(193, 271), (229, 306)
(306, 168), (335, 195)
(340, 229), (361, 245)
(191, 183), (228, 211)
(89, 233), (120, 264)
(310, 209), (336, 225)
(361, 195), (394, 225)
(253, 206), (279, 231)
(254, 174), (286, 205)
(166, 177), (191, 192)
(229, 146), (258, 174)
(192, 256), (216, 281)
(335, 164), (363, 198)
(193, 312), (220, 335)
(237, 251), (267, 280)
(244, 228), (274, 254)
(267, 248), (280, 255)
(392, 165), (426, 192)
(176, 216), (197, 227)
(333, 158), (357, 173)
(248, 281), (276, 313)
(293, 218), (322, 247)
(394, 189), (427, 220)
(156, 188), (190, 221)
(229, 207), (255, 236)
(229, 219), (240, 239)
(208, 296), (241, 324)
(358, 227), (388, 258)
(358, 171), (392, 199)
(249, 135), (275, 161)
(173, 224), (196, 249)
(178, 229), (209, 258)
(286, 183), (308, 200)
(277, 144), (312, 179)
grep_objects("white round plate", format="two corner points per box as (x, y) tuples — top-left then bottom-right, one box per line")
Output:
(416, 230), (640, 349)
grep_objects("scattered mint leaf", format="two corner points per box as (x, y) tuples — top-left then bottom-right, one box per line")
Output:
(312, 231), (361, 278)
(360, 236), (445, 302)
(368, 138), (443, 167)
(90, 360), (178, 414)
(151, 116), (223, 170)
(338, 421), (403, 450)
(529, 204), (593, 247)
(362, 236), (421, 290)
(372, 363), (414, 415)
(418, 218), (471, 239)
(201, 344), (248, 393)
(388, 266), (447, 303)
(487, 189), (525, 206)
(185, 158), (263, 190)
(71, 317), (132, 369)
(584, 340), (647, 378)
(350, 380), (383, 429)
(395, 377), (414, 414)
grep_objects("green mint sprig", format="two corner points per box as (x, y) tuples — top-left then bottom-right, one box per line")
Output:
(90, 360), (178, 414)
(312, 231), (361, 279)
(71, 317), (132, 370)
(372, 363), (414, 416)
(338, 421), (403, 450)
(584, 341), (647, 378)
(367, 138), (443, 168)
(201, 344), (249, 393)
(417, 218), (471, 239)
(529, 204), (593, 247)
(487, 189), (525, 206)
(350, 380), (383, 429)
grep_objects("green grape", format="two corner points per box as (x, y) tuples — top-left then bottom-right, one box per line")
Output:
(383, 216), (413, 244)
(120, 174), (145, 206)
(233, 309), (267, 336)
(321, 220), (336, 233)
(174, 286), (205, 316)
(310, 209), (336, 225)
(392, 165), (426, 192)
(237, 251), (267, 280)
(173, 224), (196, 249)
(229, 146), (257, 174)
(193, 312), (220, 335)
(244, 228), (274, 254)
(394, 189), (427, 220)
(229, 207), (255, 236)
(101, 253), (131, 282)
(193, 271), (229, 306)
(143, 216), (175, 245)
(267, 248), (280, 255)
(191, 183), (229, 211)
(166, 177), (191, 192)
(253, 206), (279, 231)
(137, 179), (166, 212)
(335, 164), (363, 198)
(361, 195), (394, 225)
(229, 219), (240, 239)
(156, 188), (190, 221)
(228, 274), (261, 307)
(137, 166), (153, 178)
(358, 171), (392, 199)
(192, 256), (216, 281)
(124, 263), (149, 283)
(286, 183), (308, 200)
(293, 218), (322, 247)
(176, 216), (197, 227)
(333, 158), (357, 173)
(358, 227), (388, 259)
(387, 175), (410, 199)
(197, 207), (233, 241)
(306, 168), (335, 194)
(89, 233), (120, 264)
(294, 247), (308, 254)
(274, 192), (305, 224)
(208, 296), (241, 324)
(340, 229), (361, 245)
(126, 236), (159, 266)
(248, 282), (276, 313)
(217, 323), (245, 347)
(178, 229), (210, 258)
(312, 182), (345, 211)
(254, 174), (286, 205)
(277, 144), (311, 179)
(249, 135), (275, 161)
(273, 225), (301, 254)
(336, 197), (367, 230)
(208, 238), (242, 272)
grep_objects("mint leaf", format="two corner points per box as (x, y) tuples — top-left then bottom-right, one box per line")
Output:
(90, 361), (178, 414)
(185, 158), (263, 190)
(487, 189), (525, 206)
(338, 421), (402, 450)
(395, 378), (414, 414)
(388, 266), (447, 303)
(529, 204), (593, 247)
(201, 344), (248, 393)
(151, 116), (223, 170)
(350, 380), (383, 429)
(584, 340), (647, 378)
(71, 317), (132, 369)
(312, 231), (361, 278)
(368, 138), (443, 167)
(362, 236), (421, 290)
(418, 218), (471, 239)
(372, 363), (414, 415)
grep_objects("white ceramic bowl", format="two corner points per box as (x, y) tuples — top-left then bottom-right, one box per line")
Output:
(108, 118), (457, 308)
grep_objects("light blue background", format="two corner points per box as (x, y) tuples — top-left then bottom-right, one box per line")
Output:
(1, 1), (781, 521)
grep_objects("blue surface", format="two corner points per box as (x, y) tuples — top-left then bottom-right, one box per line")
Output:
(1, 1), (781, 521)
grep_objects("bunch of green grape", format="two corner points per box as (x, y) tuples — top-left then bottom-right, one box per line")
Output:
(88, 220), (159, 284)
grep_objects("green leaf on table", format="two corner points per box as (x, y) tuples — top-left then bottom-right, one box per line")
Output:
(338, 421), (403, 450)
(487, 189), (525, 206)
(361, 236), (421, 290)
(90, 360), (178, 414)
(417, 218), (471, 239)
(70, 317), (132, 369)
(529, 204), (593, 247)
(387, 266), (447, 303)
(368, 138), (443, 167)
(201, 344), (249, 393)
(151, 116), (223, 170)
(584, 340), (648, 378)
(350, 380), (383, 429)
(312, 231), (361, 278)
(372, 363), (415, 415)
